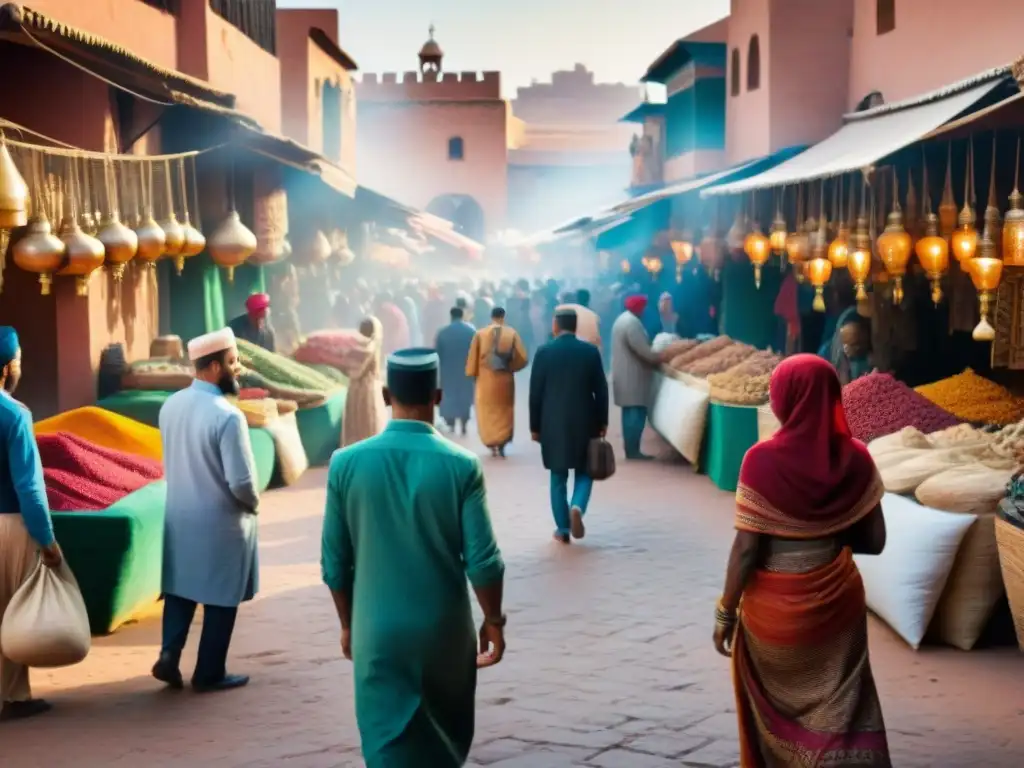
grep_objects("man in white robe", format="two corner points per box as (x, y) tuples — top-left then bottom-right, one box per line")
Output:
(151, 327), (260, 693)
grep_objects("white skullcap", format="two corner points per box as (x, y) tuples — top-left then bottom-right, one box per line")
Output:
(187, 327), (237, 362)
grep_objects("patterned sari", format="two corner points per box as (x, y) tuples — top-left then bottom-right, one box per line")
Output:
(733, 355), (890, 767)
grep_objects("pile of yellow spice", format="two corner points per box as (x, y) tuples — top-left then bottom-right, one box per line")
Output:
(915, 369), (1024, 425)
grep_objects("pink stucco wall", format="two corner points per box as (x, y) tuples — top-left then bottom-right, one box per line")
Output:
(849, 0), (1023, 109)
(725, 0), (772, 165)
(725, 0), (852, 165)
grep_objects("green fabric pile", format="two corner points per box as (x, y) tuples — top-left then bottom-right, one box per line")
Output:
(236, 339), (340, 392)
(305, 363), (350, 387)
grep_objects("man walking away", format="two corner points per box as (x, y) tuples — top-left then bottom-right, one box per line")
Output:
(530, 310), (608, 544)
(0, 327), (63, 722)
(611, 295), (667, 461)
(466, 307), (529, 457)
(322, 347), (506, 767)
(228, 292), (276, 353)
(435, 305), (476, 435)
(555, 289), (602, 349)
(153, 327), (260, 693)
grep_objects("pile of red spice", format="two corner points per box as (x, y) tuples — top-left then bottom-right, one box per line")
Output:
(37, 432), (164, 512)
(842, 372), (962, 444)
(238, 387), (270, 400)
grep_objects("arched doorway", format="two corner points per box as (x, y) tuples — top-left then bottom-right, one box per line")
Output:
(426, 194), (485, 242)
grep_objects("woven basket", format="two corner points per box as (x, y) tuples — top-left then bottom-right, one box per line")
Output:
(150, 336), (184, 360)
(994, 516), (1024, 651)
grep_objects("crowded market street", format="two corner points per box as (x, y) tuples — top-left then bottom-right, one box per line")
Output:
(5, 397), (1024, 768)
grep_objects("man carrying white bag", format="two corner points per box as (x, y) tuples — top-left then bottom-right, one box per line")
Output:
(0, 326), (85, 723)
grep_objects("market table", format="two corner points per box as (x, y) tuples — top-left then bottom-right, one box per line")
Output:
(295, 389), (347, 466)
(699, 401), (760, 493)
(52, 481), (166, 635)
(95, 391), (278, 491)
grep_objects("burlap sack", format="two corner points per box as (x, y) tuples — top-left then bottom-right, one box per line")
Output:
(1, 559), (90, 668)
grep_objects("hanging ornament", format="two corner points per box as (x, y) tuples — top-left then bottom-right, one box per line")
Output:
(726, 206), (748, 253)
(848, 175), (872, 300)
(807, 182), (832, 311)
(876, 169), (912, 305)
(769, 188), (788, 256)
(12, 153), (63, 295)
(176, 156), (205, 269)
(1005, 136), (1024, 267)
(785, 186), (809, 281)
(304, 230), (333, 265)
(620, 258), (630, 274)
(96, 158), (137, 281)
(951, 140), (979, 262)
(58, 158), (105, 296)
(208, 160), (257, 282)
(982, 135), (1003, 262)
(0, 138), (29, 293)
(134, 162), (166, 266)
(670, 230), (694, 283)
(159, 158), (185, 260)
(915, 163), (949, 305)
(744, 227), (771, 289)
(828, 176), (850, 269)
(938, 144), (957, 239)
(972, 136), (1005, 342)
(79, 158), (97, 236)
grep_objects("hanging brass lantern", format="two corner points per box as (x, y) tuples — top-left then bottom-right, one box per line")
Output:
(769, 200), (788, 255)
(1003, 136), (1024, 267)
(176, 158), (205, 271)
(208, 210), (257, 283)
(670, 231), (694, 283)
(699, 231), (724, 279)
(305, 230), (333, 265)
(744, 226), (771, 289)
(848, 217), (872, 301)
(0, 141), (29, 231)
(916, 165), (949, 307)
(13, 213), (64, 295)
(938, 144), (958, 239)
(620, 258), (631, 274)
(159, 159), (185, 259)
(876, 172), (912, 305)
(808, 214), (832, 312)
(828, 177), (850, 268)
(97, 213), (138, 282)
(982, 135), (1002, 262)
(951, 142), (978, 262)
(134, 162), (166, 266)
(784, 228), (809, 275)
(58, 217), (106, 297)
(970, 233), (1003, 342)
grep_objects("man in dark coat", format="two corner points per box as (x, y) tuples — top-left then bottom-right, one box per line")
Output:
(529, 308), (609, 544)
(434, 305), (476, 435)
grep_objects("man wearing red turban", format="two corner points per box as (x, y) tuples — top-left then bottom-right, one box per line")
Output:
(228, 292), (276, 353)
(610, 294), (664, 460)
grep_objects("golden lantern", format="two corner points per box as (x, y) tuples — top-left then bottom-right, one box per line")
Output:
(305, 230), (333, 265)
(58, 217), (105, 297)
(208, 210), (257, 283)
(0, 139), (29, 291)
(848, 217), (872, 301)
(97, 213), (138, 282)
(620, 258), (631, 274)
(670, 232), (694, 283)
(807, 214), (832, 312)
(158, 160), (185, 261)
(699, 231), (724, 279)
(743, 226), (771, 288)
(916, 219), (949, 306)
(982, 135), (1002, 262)
(769, 195), (788, 255)
(970, 234), (1003, 342)
(785, 228), (809, 273)
(938, 144), (958, 239)
(641, 252), (663, 277)
(951, 142), (978, 262)
(1003, 136), (1024, 266)
(175, 158), (205, 272)
(133, 163), (166, 266)
(828, 177), (850, 268)
(13, 213), (64, 295)
(876, 172), (912, 305)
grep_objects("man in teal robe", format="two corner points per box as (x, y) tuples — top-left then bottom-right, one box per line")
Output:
(321, 347), (506, 767)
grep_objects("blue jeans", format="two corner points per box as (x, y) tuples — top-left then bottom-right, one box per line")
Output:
(621, 406), (648, 458)
(550, 470), (594, 535)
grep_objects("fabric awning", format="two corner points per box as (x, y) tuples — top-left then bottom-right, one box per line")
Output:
(923, 89), (1024, 141)
(704, 69), (1015, 196)
(410, 213), (485, 260)
(353, 187), (484, 259)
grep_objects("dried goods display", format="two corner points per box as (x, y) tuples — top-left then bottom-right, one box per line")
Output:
(915, 369), (1024, 426)
(708, 372), (772, 405)
(658, 338), (698, 362)
(723, 350), (781, 379)
(667, 335), (733, 370)
(38, 432), (163, 511)
(683, 342), (757, 376)
(121, 358), (194, 392)
(842, 372), (962, 443)
(293, 330), (368, 373)
(34, 406), (162, 461)
(237, 338), (338, 393)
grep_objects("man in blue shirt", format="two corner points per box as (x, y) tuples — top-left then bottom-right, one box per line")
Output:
(0, 327), (62, 722)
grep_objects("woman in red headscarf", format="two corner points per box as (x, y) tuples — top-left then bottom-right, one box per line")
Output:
(714, 354), (891, 767)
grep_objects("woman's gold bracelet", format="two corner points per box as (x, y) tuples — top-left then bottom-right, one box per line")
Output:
(715, 598), (737, 627)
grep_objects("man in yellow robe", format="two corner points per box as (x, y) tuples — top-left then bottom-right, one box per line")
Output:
(466, 307), (528, 457)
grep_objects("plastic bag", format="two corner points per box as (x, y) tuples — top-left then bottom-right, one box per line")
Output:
(1, 559), (91, 668)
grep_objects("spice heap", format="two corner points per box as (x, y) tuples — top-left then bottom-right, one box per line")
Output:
(38, 432), (163, 512)
(658, 339), (699, 361)
(237, 339), (340, 407)
(667, 335), (733, 371)
(34, 407), (162, 462)
(915, 369), (1024, 425)
(683, 342), (757, 376)
(842, 372), (962, 443)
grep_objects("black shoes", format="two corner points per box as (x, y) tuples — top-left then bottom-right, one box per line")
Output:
(153, 652), (249, 693)
(0, 699), (52, 722)
(152, 654), (184, 689)
(192, 674), (250, 694)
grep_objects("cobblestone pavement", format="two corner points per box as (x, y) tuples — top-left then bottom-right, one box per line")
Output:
(5, 401), (1024, 767)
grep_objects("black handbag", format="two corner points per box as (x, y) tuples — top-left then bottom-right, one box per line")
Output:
(587, 438), (616, 481)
